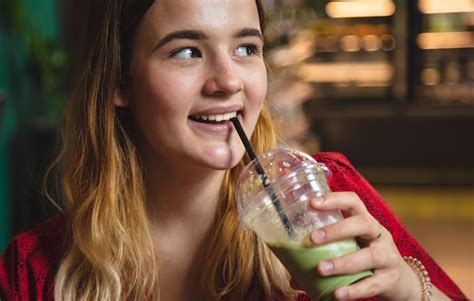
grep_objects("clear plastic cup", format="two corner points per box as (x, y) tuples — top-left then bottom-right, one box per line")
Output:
(236, 149), (372, 300)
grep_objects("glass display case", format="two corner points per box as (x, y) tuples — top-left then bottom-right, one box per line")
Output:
(263, 0), (474, 182)
(266, 0), (404, 104)
(411, 0), (474, 104)
(264, 0), (407, 153)
(265, 0), (473, 104)
(297, 0), (402, 103)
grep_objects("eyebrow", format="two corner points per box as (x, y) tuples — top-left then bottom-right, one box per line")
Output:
(155, 30), (207, 49)
(234, 28), (263, 41)
(154, 27), (263, 50)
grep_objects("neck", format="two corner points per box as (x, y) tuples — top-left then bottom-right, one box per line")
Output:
(142, 154), (227, 301)
(144, 158), (225, 229)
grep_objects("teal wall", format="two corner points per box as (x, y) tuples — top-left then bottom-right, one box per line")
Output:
(0, 0), (61, 251)
(0, 26), (13, 252)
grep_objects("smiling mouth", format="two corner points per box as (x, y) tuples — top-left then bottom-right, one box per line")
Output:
(189, 111), (240, 124)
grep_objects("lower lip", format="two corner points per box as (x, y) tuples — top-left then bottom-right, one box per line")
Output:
(188, 118), (236, 135)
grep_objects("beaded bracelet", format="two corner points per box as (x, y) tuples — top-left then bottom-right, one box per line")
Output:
(403, 256), (433, 301)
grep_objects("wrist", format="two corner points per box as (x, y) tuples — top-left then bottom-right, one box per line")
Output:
(403, 256), (433, 301)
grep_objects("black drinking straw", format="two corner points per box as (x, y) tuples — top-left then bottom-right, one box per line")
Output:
(231, 117), (294, 237)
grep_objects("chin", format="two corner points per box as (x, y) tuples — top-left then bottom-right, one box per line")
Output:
(200, 146), (245, 170)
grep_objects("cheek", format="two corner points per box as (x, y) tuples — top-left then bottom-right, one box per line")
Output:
(133, 69), (196, 116)
(155, 70), (198, 93)
(247, 66), (267, 108)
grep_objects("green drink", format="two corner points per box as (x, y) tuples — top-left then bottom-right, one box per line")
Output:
(236, 149), (373, 300)
(269, 240), (372, 300)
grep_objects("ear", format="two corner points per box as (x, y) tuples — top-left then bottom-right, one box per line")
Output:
(113, 86), (129, 108)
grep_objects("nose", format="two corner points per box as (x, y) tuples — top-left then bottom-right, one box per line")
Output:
(203, 59), (243, 97)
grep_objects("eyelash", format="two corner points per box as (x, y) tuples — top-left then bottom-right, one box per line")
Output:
(169, 47), (201, 59)
(238, 44), (262, 56)
(168, 44), (262, 59)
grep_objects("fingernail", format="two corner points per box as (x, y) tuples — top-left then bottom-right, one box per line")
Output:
(311, 229), (326, 243)
(335, 287), (348, 299)
(319, 261), (333, 274)
(312, 197), (325, 207)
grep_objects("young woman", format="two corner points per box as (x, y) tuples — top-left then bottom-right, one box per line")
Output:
(0, 0), (467, 300)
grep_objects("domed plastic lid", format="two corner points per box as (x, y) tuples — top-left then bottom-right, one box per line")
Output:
(235, 149), (331, 235)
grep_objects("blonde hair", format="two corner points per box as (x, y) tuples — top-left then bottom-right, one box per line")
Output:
(47, 0), (296, 300)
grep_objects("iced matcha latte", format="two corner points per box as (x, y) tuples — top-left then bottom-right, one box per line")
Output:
(236, 149), (373, 300)
(269, 240), (372, 300)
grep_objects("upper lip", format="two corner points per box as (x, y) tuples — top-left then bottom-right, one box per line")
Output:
(189, 104), (243, 116)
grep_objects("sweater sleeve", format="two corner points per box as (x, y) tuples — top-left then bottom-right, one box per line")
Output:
(0, 236), (19, 300)
(0, 216), (65, 301)
(312, 152), (467, 300)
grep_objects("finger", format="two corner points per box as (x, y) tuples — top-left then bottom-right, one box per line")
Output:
(310, 214), (381, 245)
(310, 192), (368, 217)
(317, 245), (396, 276)
(332, 271), (392, 300)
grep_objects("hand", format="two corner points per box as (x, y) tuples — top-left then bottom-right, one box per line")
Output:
(308, 192), (421, 300)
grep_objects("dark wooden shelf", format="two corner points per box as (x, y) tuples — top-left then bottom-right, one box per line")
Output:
(308, 102), (474, 184)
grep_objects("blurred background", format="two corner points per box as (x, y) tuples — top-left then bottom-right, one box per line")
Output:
(0, 0), (473, 297)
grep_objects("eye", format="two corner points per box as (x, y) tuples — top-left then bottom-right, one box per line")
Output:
(234, 45), (260, 57)
(170, 47), (201, 59)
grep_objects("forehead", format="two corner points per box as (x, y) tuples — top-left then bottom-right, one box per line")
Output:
(141, 0), (261, 36)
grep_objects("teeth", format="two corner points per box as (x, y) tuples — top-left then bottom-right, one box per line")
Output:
(195, 111), (238, 122)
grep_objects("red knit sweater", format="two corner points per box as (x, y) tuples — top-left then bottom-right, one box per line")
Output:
(0, 152), (467, 300)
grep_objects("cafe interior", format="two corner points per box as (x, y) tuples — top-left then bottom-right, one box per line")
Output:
(0, 0), (473, 297)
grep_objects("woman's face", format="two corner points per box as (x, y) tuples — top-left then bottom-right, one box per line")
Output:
(120, 0), (266, 171)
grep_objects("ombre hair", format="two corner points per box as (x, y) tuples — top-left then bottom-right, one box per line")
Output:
(48, 0), (296, 300)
